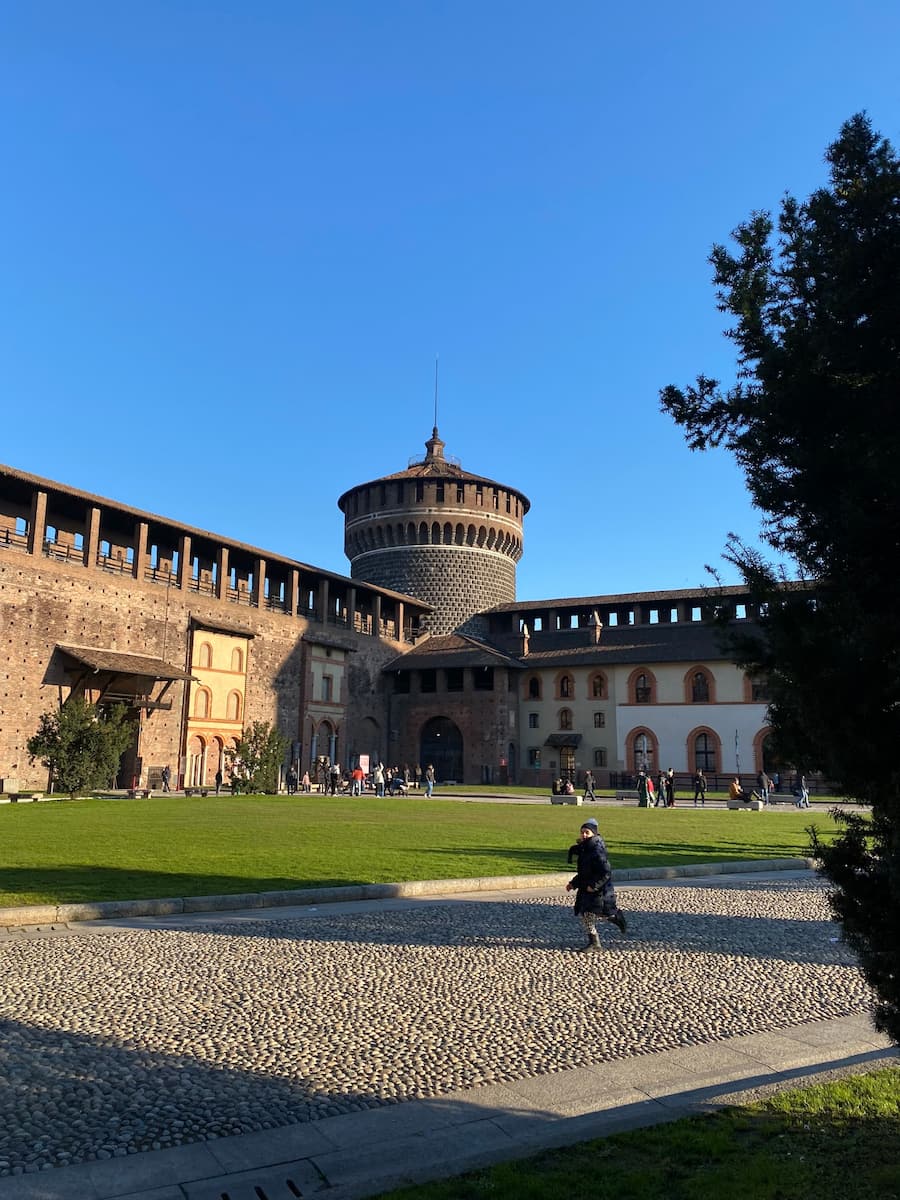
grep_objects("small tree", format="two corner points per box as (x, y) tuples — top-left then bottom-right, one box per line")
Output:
(27, 697), (133, 796)
(227, 721), (289, 794)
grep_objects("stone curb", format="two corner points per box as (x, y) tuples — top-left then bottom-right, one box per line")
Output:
(0, 857), (816, 929)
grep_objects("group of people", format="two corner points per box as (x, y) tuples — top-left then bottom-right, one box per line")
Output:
(305, 760), (436, 798)
(635, 768), (678, 807)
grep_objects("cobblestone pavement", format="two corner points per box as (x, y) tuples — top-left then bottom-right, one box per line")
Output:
(0, 876), (871, 1178)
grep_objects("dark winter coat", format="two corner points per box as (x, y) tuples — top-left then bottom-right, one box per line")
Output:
(569, 833), (618, 917)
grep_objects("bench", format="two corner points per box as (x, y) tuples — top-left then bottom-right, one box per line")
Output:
(615, 789), (640, 803)
(550, 794), (582, 806)
(727, 796), (763, 811)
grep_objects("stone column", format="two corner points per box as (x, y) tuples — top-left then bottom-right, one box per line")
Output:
(179, 535), (192, 591)
(347, 586), (357, 632)
(318, 578), (329, 624)
(85, 506), (101, 568)
(253, 558), (266, 608)
(27, 489), (47, 556)
(216, 546), (230, 601)
(373, 594), (382, 637)
(134, 521), (149, 581)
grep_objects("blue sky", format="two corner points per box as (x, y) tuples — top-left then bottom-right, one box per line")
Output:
(2, 1), (898, 602)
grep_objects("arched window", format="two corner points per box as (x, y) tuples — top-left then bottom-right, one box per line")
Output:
(633, 732), (653, 770)
(694, 732), (715, 772)
(635, 673), (651, 703)
(557, 673), (574, 699)
(194, 688), (210, 719)
(527, 676), (542, 700)
(198, 642), (212, 669)
(226, 691), (242, 721)
(691, 671), (710, 702)
(559, 708), (573, 730)
(231, 647), (243, 672)
(590, 672), (606, 699)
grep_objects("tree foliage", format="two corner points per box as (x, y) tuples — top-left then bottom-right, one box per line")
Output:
(661, 113), (900, 1042)
(26, 697), (133, 796)
(226, 720), (289, 794)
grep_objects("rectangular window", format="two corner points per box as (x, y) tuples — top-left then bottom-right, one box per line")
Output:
(692, 606), (702, 621)
(456, 483), (464, 503)
(396, 483), (404, 504)
(750, 677), (770, 702)
(736, 603), (747, 619)
(416, 481), (424, 502)
(594, 748), (608, 767)
(436, 482), (445, 502)
(528, 748), (541, 767)
(475, 484), (483, 505)
(608, 612), (618, 627)
(593, 712), (605, 728)
(649, 609), (659, 624)
(446, 668), (464, 691)
(505, 493), (511, 512)
(473, 667), (494, 691)
(528, 713), (539, 728)
(393, 672), (410, 693)
(492, 488), (499, 509)
(420, 669), (437, 693)
(322, 675), (333, 702)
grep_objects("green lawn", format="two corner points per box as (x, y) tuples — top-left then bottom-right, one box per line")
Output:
(0, 794), (839, 907)
(375, 1068), (900, 1200)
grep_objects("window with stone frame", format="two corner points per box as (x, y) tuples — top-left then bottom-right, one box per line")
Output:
(527, 676), (542, 699)
(528, 713), (539, 728)
(593, 711), (605, 728)
(528, 747), (541, 767)
(559, 708), (573, 730)
(590, 673), (606, 699)
(691, 671), (711, 702)
(635, 673), (652, 703)
(558, 673), (573, 699)
(594, 748), (607, 767)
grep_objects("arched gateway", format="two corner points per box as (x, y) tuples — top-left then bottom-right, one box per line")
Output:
(420, 716), (463, 783)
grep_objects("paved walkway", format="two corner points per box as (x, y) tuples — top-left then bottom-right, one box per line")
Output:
(0, 866), (895, 1200)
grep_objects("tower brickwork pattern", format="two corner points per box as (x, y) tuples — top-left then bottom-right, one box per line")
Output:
(338, 429), (529, 635)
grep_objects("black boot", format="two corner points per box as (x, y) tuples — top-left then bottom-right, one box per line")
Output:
(611, 911), (628, 935)
(578, 931), (602, 953)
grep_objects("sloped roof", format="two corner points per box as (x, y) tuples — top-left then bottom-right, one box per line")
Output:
(57, 644), (194, 681)
(384, 633), (522, 671)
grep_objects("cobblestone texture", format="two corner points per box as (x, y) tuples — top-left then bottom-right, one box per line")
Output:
(0, 878), (869, 1177)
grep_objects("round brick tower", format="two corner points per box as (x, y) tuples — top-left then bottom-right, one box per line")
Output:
(338, 428), (529, 635)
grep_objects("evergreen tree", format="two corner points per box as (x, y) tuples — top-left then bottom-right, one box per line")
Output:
(27, 697), (133, 796)
(227, 720), (289, 794)
(661, 113), (900, 1043)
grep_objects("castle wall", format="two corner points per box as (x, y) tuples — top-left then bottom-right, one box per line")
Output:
(0, 466), (427, 791)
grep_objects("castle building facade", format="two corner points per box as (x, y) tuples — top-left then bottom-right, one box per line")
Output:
(0, 431), (773, 792)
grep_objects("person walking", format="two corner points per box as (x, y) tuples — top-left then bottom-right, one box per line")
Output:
(301, 769), (311, 793)
(756, 770), (769, 806)
(161, 764), (171, 793)
(636, 770), (651, 807)
(665, 768), (675, 807)
(796, 773), (810, 808)
(583, 769), (596, 803)
(214, 768), (223, 795)
(693, 769), (706, 806)
(424, 763), (435, 798)
(565, 817), (627, 952)
(654, 770), (666, 807)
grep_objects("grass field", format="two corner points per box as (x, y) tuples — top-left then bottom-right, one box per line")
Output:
(374, 1068), (900, 1200)
(0, 793), (839, 907)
